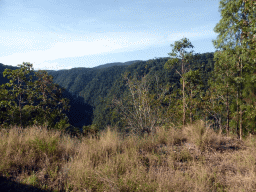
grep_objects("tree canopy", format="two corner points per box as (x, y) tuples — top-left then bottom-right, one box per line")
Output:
(0, 62), (72, 131)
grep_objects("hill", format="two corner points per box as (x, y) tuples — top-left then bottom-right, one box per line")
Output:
(0, 52), (215, 130)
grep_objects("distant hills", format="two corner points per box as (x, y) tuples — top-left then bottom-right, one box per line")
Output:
(0, 58), (169, 72)
(1, 59), (142, 72)
(0, 53), (215, 130)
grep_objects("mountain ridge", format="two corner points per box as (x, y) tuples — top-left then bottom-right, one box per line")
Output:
(0, 59), (143, 72)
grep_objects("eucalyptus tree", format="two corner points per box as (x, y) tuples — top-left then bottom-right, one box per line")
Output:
(164, 37), (196, 128)
(212, 0), (256, 139)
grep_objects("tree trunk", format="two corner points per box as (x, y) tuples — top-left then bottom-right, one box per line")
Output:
(19, 94), (22, 127)
(239, 57), (243, 140)
(190, 89), (192, 124)
(240, 108), (242, 140)
(183, 77), (185, 128)
(219, 116), (222, 132)
(226, 82), (229, 136)
(17, 76), (23, 128)
(237, 91), (240, 139)
(182, 62), (185, 129)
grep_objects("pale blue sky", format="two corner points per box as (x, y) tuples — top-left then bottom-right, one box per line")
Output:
(0, 0), (221, 71)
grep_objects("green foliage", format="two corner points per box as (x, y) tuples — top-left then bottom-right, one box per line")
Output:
(210, 0), (256, 138)
(53, 116), (71, 131)
(22, 171), (39, 186)
(185, 70), (204, 123)
(29, 136), (59, 156)
(0, 62), (72, 131)
(164, 37), (199, 127)
(82, 124), (99, 136)
(164, 37), (195, 73)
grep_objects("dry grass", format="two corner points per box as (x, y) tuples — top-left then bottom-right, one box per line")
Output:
(0, 121), (256, 191)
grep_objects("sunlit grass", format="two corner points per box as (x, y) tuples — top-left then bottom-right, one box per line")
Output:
(0, 121), (255, 191)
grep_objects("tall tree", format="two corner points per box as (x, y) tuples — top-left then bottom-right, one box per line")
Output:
(239, 0), (256, 137)
(211, 49), (237, 136)
(164, 37), (195, 128)
(212, 0), (256, 139)
(0, 62), (71, 130)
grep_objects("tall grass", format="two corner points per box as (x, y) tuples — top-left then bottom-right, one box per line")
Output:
(0, 121), (255, 191)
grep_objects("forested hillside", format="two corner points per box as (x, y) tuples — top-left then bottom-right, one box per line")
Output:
(0, 52), (215, 132)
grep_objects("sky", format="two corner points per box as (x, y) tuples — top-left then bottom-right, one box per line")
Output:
(0, 0), (221, 71)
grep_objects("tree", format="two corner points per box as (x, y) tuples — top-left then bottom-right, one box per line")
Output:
(164, 37), (196, 128)
(0, 84), (17, 127)
(113, 74), (160, 135)
(0, 62), (71, 130)
(27, 69), (71, 130)
(0, 62), (37, 128)
(212, 0), (256, 139)
(211, 49), (237, 136)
